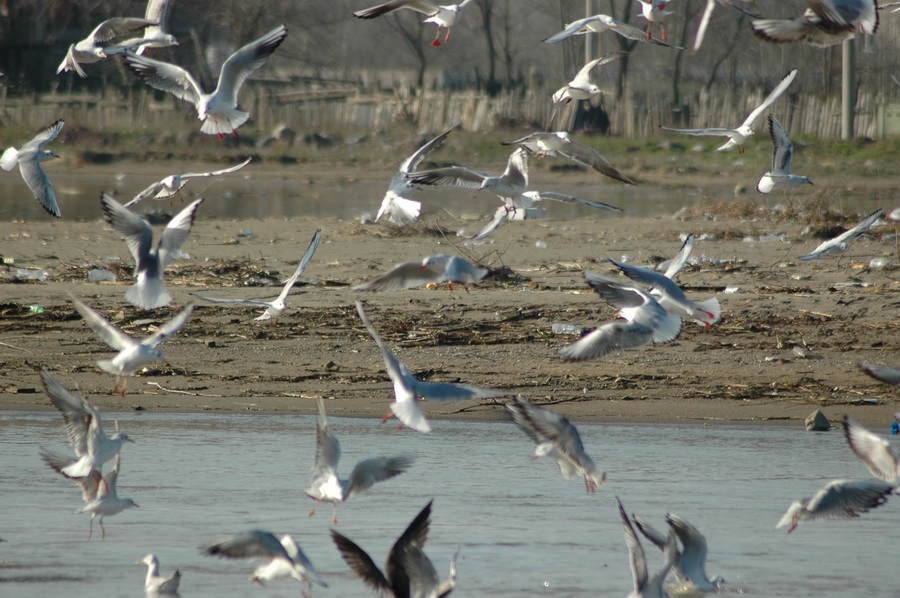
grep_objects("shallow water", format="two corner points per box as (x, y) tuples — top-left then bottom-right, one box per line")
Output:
(1, 410), (898, 597)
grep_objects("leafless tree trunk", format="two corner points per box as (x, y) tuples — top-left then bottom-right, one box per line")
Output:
(475, 0), (500, 95)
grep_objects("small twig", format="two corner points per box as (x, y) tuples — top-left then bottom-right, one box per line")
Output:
(145, 382), (223, 397)
(0, 340), (30, 352)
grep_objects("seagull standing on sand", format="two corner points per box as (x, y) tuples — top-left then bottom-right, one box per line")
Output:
(757, 115), (813, 194)
(776, 478), (897, 533)
(558, 272), (682, 361)
(69, 295), (194, 395)
(57, 17), (158, 78)
(125, 157), (252, 207)
(75, 453), (139, 540)
(751, 0), (878, 46)
(38, 368), (134, 479)
(543, 12), (683, 48)
(661, 69), (797, 153)
(331, 500), (457, 598)
(353, 254), (487, 292)
(501, 131), (635, 185)
(636, 0), (676, 42)
(354, 0), (474, 46)
(797, 209), (881, 260)
(1, 119), (64, 218)
(506, 396), (606, 492)
(552, 52), (626, 104)
(375, 125), (457, 225)
(355, 301), (505, 433)
(137, 554), (181, 595)
(618, 497), (678, 598)
(101, 193), (204, 309)
(203, 530), (327, 594)
(126, 25), (288, 139)
(304, 398), (414, 523)
(191, 229), (321, 323)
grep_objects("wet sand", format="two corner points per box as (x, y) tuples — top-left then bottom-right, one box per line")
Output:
(2, 176), (898, 430)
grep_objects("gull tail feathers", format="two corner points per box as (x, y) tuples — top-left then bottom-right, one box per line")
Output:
(390, 401), (431, 433)
(693, 297), (721, 327)
(126, 277), (172, 310)
(201, 111), (250, 136)
(0, 147), (18, 171)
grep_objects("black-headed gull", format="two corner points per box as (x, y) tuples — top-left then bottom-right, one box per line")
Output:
(693, 0), (761, 51)
(844, 415), (900, 483)
(125, 157), (252, 207)
(618, 497), (678, 598)
(126, 25), (288, 139)
(552, 52), (626, 104)
(376, 125), (457, 226)
(57, 17), (157, 78)
(0, 119), (64, 218)
(75, 453), (138, 540)
(663, 513), (725, 592)
(38, 368), (133, 479)
(137, 554), (181, 595)
(501, 131), (635, 185)
(859, 361), (900, 386)
(661, 69), (797, 153)
(101, 193), (204, 309)
(636, 0), (676, 42)
(558, 272), (682, 361)
(304, 398), (413, 523)
(506, 396), (606, 492)
(132, 0), (178, 55)
(751, 0), (878, 46)
(757, 114), (813, 194)
(69, 294), (194, 395)
(353, 254), (487, 292)
(191, 228), (321, 323)
(354, 0), (474, 46)
(543, 12), (682, 48)
(776, 478), (897, 533)
(203, 530), (327, 593)
(606, 257), (721, 329)
(797, 209), (881, 260)
(331, 500), (457, 597)
(355, 301), (505, 433)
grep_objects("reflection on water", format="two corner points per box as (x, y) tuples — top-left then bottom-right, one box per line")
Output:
(1, 410), (898, 597)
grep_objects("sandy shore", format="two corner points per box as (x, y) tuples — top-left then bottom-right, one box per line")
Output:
(1, 173), (899, 428)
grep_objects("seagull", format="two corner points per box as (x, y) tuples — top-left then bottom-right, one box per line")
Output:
(693, 0), (761, 51)
(69, 294), (194, 396)
(75, 453), (139, 540)
(133, 0), (178, 55)
(353, 254), (487, 292)
(506, 396), (606, 492)
(655, 233), (694, 277)
(757, 114), (813, 194)
(191, 228), (321, 322)
(662, 513), (725, 592)
(38, 368), (134, 479)
(661, 69), (797, 153)
(776, 478), (897, 533)
(606, 257), (721, 329)
(354, 0), (475, 46)
(203, 530), (327, 594)
(125, 157), (252, 207)
(126, 25), (288, 139)
(558, 272), (682, 361)
(355, 301), (506, 433)
(304, 398), (414, 523)
(101, 193), (204, 309)
(137, 554), (181, 595)
(552, 52), (626, 104)
(57, 17), (158, 78)
(375, 124), (457, 226)
(751, 0), (878, 46)
(543, 12), (683, 48)
(797, 209), (881, 260)
(0, 119), (64, 218)
(844, 415), (900, 483)
(859, 361), (900, 386)
(636, 0), (677, 42)
(618, 497), (678, 598)
(500, 131), (636, 185)
(331, 500), (457, 598)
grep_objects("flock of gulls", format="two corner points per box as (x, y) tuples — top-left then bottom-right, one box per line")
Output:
(6, 0), (900, 596)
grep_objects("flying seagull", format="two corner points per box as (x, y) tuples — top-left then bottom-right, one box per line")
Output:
(354, 0), (474, 46)
(636, 0), (677, 42)
(757, 114), (813, 194)
(797, 209), (881, 260)
(552, 52), (626, 104)
(126, 25), (288, 139)
(304, 398), (413, 523)
(501, 131), (635, 185)
(75, 453), (139, 540)
(843, 415), (900, 483)
(57, 17), (157, 78)
(661, 69), (797, 153)
(353, 254), (487, 292)
(191, 228), (321, 323)
(543, 12), (682, 48)
(776, 478), (897, 533)
(0, 119), (64, 218)
(132, 0), (178, 55)
(751, 0), (878, 46)
(618, 497), (678, 598)
(125, 157), (252, 207)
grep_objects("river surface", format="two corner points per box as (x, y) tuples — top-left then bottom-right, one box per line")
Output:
(1, 410), (898, 597)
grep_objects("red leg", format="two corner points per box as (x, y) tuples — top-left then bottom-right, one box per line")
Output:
(660, 23), (667, 42)
(432, 26), (442, 46)
(217, 132), (225, 141)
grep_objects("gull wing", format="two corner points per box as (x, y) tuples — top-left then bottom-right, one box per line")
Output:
(203, 530), (290, 560)
(843, 415), (899, 483)
(401, 545), (441, 598)
(100, 193), (153, 268)
(275, 228), (321, 302)
(126, 53), (205, 108)
(144, 0), (171, 23)
(632, 514), (671, 551)
(767, 114), (793, 175)
(803, 479), (896, 522)
(354, 0), (440, 19)
(353, 257), (441, 292)
(309, 397), (341, 487)
(409, 373), (507, 402)
(618, 497), (649, 596)
(662, 234), (695, 279)
(543, 15), (607, 43)
(144, 302), (195, 347)
(406, 165), (488, 189)
(400, 124), (458, 174)
(501, 148), (529, 189)
(189, 293), (273, 308)
(740, 69), (798, 129)
(572, 51), (627, 85)
(17, 119), (64, 217)
(345, 455), (414, 499)
(660, 125), (737, 137)
(554, 141), (636, 184)
(582, 272), (650, 309)
(41, 368), (93, 457)
(522, 191), (622, 212)
(607, 258), (689, 304)
(157, 197), (204, 268)
(859, 361), (900, 386)
(471, 205), (508, 240)
(21, 119), (65, 153)
(557, 321), (656, 360)
(125, 180), (168, 207)
(181, 156), (253, 180)
(511, 398), (599, 482)
(798, 209), (881, 260)
(665, 513), (710, 583)
(602, 15), (683, 47)
(331, 530), (392, 593)
(214, 25), (288, 106)
(90, 17), (158, 46)
(69, 294), (135, 352)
